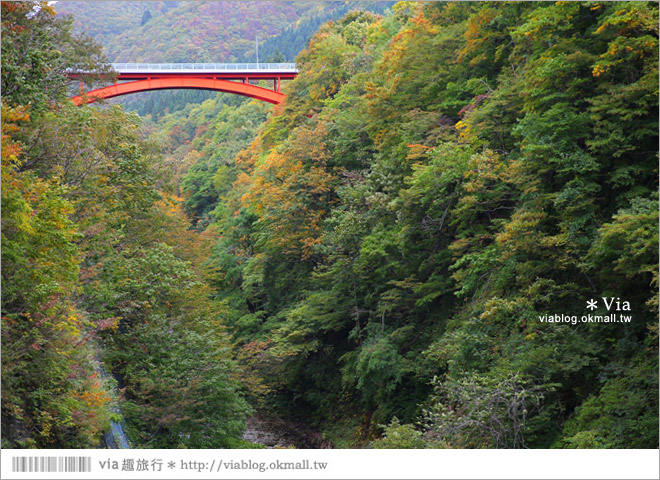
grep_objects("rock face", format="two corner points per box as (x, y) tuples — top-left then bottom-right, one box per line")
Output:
(242, 416), (294, 448)
(242, 414), (333, 449)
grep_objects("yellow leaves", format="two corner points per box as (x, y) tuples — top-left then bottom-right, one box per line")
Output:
(592, 64), (607, 77)
(455, 120), (470, 140)
(495, 208), (545, 259)
(39, 1), (57, 17)
(37, 411), (54, 440)
(1, 102), (30, 126)
(53, 312), (82, 344)
(449, 237), (472, 256)
(594, 23), (607, 36)
(235, 171), (251, 188)
(155, 192), (184, 219)
(480, 297), (513, 322)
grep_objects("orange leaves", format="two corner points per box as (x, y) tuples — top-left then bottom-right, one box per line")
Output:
(457, 6), (497, 66)
(74, 388), (111, 411)
(155, 192), (185, 219)
(594, 4), (659, 37)
(592, 33), (658, 78)
(1, 102), (30, 170)
(1, 102), (30, 131)
(238, 122), (336, 259)
(405, 143), (432, 163)
(0, 1), (21, 12)
(70, 377), (113, 439)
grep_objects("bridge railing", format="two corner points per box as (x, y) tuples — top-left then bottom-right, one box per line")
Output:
(110, 63), (297, 72)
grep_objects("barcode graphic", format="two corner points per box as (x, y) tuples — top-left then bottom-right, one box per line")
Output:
(11, 456), (92, 473)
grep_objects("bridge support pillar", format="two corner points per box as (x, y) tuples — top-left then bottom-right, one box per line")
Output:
(80, 79), (84, 95)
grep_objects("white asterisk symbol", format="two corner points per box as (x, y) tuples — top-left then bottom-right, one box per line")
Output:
(586, 299), (598, 310)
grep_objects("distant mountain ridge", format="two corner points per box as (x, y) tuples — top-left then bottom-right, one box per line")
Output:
(57, 1), (394, 64)
(57, 1), (327, 63)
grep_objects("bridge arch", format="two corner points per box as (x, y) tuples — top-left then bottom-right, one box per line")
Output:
(72, 77), (286, 105)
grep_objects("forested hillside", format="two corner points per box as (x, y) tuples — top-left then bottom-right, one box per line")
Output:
(176, 1), (659, 448)
(55, 1), (181, 46)
(2, 2), (249, 448)
(2, 1), (658, 451)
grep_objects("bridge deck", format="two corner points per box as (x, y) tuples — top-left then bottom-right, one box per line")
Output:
(110, 62), (298, 74)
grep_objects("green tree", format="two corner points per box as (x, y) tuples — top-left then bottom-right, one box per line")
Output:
(1, 1), (112, 111)
(140, 9), (152, 26)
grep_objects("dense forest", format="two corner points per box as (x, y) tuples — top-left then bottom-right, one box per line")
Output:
(2, 1), (658, 450)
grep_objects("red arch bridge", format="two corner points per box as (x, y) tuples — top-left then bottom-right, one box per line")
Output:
(70, 63), (298, 106)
